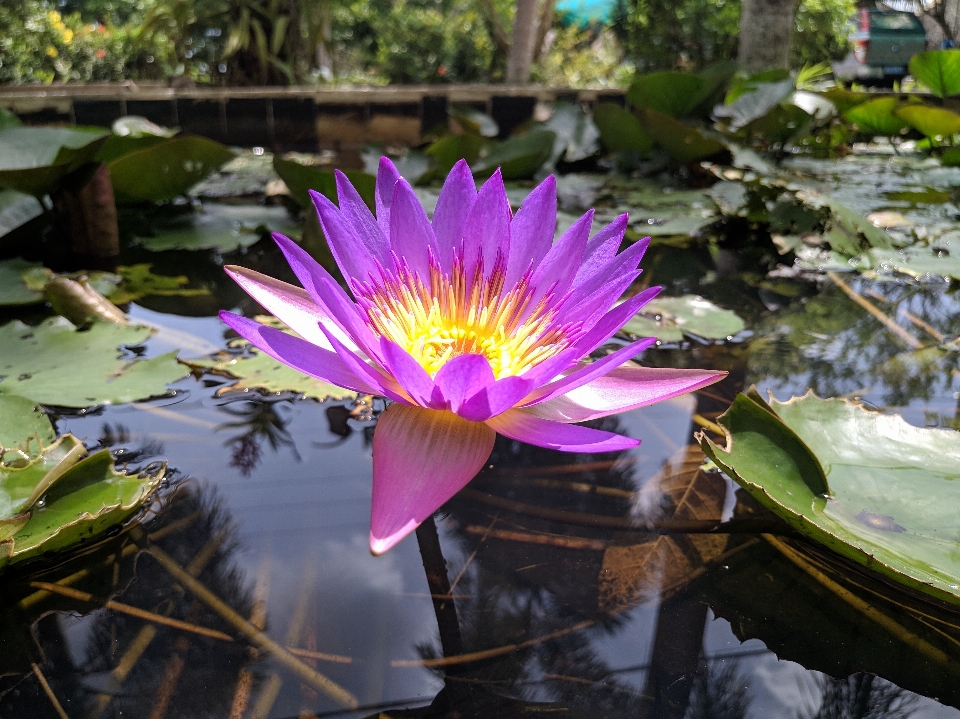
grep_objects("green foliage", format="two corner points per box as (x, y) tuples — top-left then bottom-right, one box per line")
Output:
(593, 103), (654, 153)
(532, 25), (632, 88)
(792, 0), (854, 67)
(842, 97), (910, 136)
(894, 104), (960, 141)
(623, 294), (745, 342)
(0, 127), (110, 199)
(108, 136), (236, 202)
(909, 50), (960, 98)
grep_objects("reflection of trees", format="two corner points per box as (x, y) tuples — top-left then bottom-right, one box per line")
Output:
(747, 281), (960, 408)
(215, 396), (300, 476)
(688, 658), (750, 719)
(802, 673), (919, 719)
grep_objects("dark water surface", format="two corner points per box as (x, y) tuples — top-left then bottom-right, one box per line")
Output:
(2, 154), (960, 719)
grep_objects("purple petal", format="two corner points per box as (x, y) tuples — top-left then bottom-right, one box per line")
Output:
(335, 170), (391, 267)
(376, 157), (401, 237)
(485, 408), (639, 453)
(371, 403), (495, 554)
(561, 270), (640, 331)
(273, 233), (383, 361)
(389, 178), (440, 279)
(432, 354), (495, 413)
(458, 375), (535, 422)
(567, 236), (651, 308)
(527, 210), (593, 312)
(570, 286), (663, 356)
(219, 311), (380, 395)
(523, 337), (657, 407)
(522, 366), (728, 422)
(432, 159), (477, 271)
(505, 175), (556, 286)
(574, 214), (628, 285)
(462, 169), (511, 281)
(224, 265), (344, 351)
(379, 338), (438, 408)
(314, 322), (410, 404)
(309, 190), (380, 285)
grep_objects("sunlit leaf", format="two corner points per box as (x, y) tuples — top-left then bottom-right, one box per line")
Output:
(0, 127), (110, 198)
(894, 104), (960, 140)
(843, 97), (910, 136)
(0, 394), (55, 458)
(0, 190), (44, 240)
(701, 391), (960, 606)
(0, 318), (188, 407)
(108, 136), (236, 202)
(909, 49), (960, 98)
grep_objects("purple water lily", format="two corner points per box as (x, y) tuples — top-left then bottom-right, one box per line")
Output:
(220, 158), (725, 554)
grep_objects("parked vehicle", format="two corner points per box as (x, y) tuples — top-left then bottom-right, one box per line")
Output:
(833, 7), (927, 86)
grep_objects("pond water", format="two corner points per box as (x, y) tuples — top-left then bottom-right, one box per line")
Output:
(2, 149), (960, 719)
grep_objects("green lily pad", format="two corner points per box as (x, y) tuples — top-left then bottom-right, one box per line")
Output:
(865, 246), (960, 279)
(0, 127), (110, 198)
(740, 103), (812, 145)
(108, 264), (209, 304)
(622, 294), (745, 342)
(132, 203), (300, 252)
(843, 97), (910, 136)
(909, 50), (960, 98)
(715, 78), (795, 130)
(701, 391), (960, 606)
(187, 321), (353, 401)
(0, 259), (48, 306)
(626, 71), (707, 119)
(0, 394), (55, 459)
(0, 441), (164, 568)
(0, 318), (188, 407)
(593, 103), (653, 154)
(108, 136), (236, 202)
(894, 104), (960, 140)
(636, 109), (727, 162)
(819, 87), (870, 114)
(472, 129), (557, 180)
(272, 156), (376, 210)
(0, 190), (44, 240)
(542, 102), (599, 164)
(424, 134), (485, 177)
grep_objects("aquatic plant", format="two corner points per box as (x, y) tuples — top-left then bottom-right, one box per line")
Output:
(220, 158), (725, 553)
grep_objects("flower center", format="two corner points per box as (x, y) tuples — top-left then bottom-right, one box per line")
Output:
(355, 257), (570, 379)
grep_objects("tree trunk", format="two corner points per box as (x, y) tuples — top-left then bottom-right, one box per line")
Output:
(506, 0), (540, 83)
(737, 0), (797, 73)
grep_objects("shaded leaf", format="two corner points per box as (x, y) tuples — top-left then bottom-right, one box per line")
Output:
(701, 391), (960, 606)
(636, 109), (727, 161)
(593, 103), (653, 154)
(132, 203), (300, 252)
(714, 79), (795, 130)
(626, 71), (707, 119)
(472, 129), (557, 180)
(0, 127), (109, 198)
(272, 156), (376, 210)
(542, 102), (600, 164)
(108, 136), (236, 202)
(0, 190), (44, 240)
(0, 318), (188, 407)
(843, 97), (910, 136)
(0, 258), (47, 306)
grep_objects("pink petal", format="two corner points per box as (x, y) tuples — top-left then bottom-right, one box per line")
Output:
(527, 209), (593, 312)
(522, 365), (728, 422)
(389, 178), (440, 279)
(505, 175), (557, 286)
(273, 233), (383, 361)
(432, 159), (477, 272)
(485, 408), (639, 452)
(219, 311), (380, 395)
(371, 404), (495, 554)
(458, 375), (535, 421)
(570, 286), (662, 356)
(375, 157), (401, 237)
(316, 323), (410, 404)
(224, 265), (343, 351)
(462, 169), (511, 281)
(523, 337), (656, 406)
(567, 236), (650, 309)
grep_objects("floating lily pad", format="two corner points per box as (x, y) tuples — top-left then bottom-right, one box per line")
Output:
(472, 129), (557, 180)
(864, 246), (960, 279)
(701, 391), (960, 606)
(0, 394), (55, 458)
(187, 320), (353, 401)
(0, 435), (164, 568)
(909, 50), (960, 98)
(272, 156), (376, 210)
(0, 190), (44, 239)
(636, 109), (727, 162)
(622, 294), (745, 342)
(0, 127), (110, 198)
(108, 136), (236, 202)
(0, 259), (48, 306)
(132, 203), (300, 252)
(593, 103), (653, 154)
(0, 318), (187, 407)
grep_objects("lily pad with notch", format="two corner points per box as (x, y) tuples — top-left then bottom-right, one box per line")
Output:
(700, 390), (960, 606)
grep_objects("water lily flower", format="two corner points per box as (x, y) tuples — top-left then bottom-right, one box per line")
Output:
(220, 158), (725, 554)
